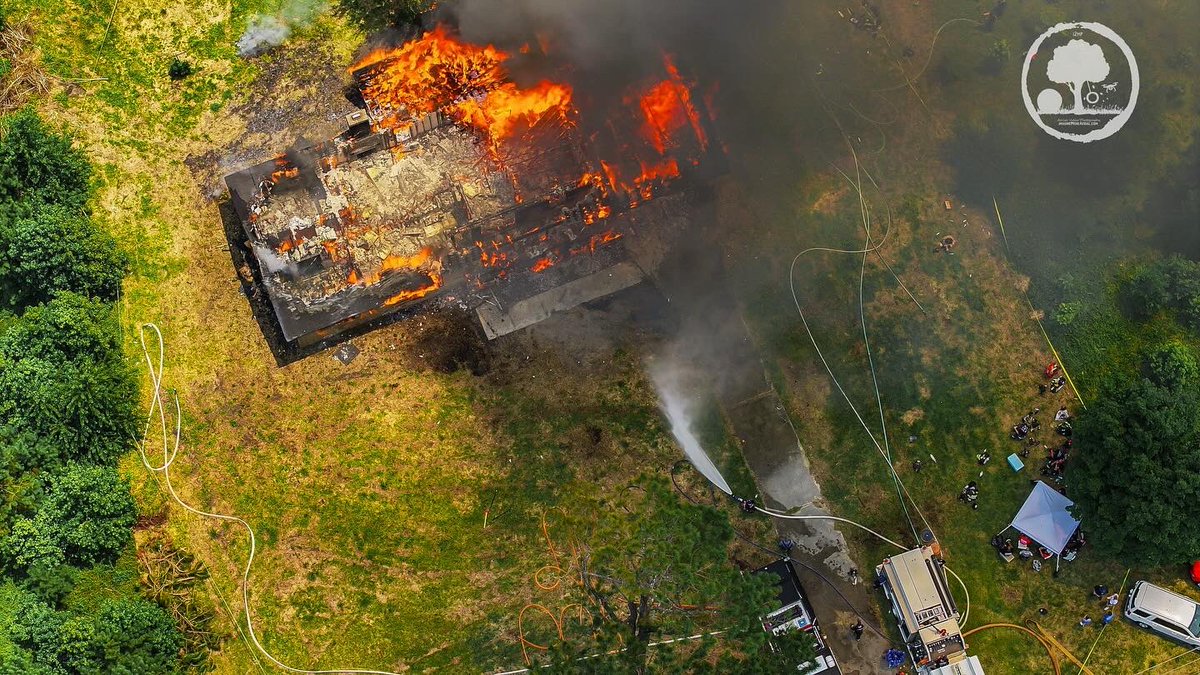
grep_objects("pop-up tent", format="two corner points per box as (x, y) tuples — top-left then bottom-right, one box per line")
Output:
(1000, 481), (1082, 571)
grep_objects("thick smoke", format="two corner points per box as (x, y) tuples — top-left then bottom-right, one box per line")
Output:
(441, 0), (838, 169)
(237, 0), (328, 57)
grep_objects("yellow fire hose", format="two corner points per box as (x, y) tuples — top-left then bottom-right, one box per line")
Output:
(962, 621), (1095, 675)
(992, 196), (1087, 411)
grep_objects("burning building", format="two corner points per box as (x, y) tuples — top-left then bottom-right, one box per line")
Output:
(224, 26), (721, 351)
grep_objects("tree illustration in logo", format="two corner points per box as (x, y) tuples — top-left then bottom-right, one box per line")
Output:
(1045, 39), (1110, 112)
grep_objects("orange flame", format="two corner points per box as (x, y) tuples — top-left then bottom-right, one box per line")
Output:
(530, 256), (556, 273)
(354, 26), (575, 148)
(571, 231), (622, 256)
(348, 247), (438, 287)
(354, 26), (506, 119)
(383, 269), (443, 306)
(453, 81), (574, 146)
(270, 167), (300, 182)
(635, 55), (709, 155)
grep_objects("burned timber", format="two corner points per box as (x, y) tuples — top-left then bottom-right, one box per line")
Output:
(223, 27), (723, 359)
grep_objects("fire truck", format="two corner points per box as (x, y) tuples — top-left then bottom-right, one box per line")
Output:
(875, 547), (985, 675)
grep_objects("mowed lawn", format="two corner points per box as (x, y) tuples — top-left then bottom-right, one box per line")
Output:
(11, 1), (689, 671)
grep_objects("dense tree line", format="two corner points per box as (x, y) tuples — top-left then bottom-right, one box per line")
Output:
(1068, 259), (1200, 566)
(0, 110), (187, 673)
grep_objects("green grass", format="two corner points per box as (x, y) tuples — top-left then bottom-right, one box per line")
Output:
(9, 0), (1197, 671)
(742, 183), (1190, 673)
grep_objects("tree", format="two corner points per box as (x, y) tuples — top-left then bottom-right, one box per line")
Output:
(1067, 371), (1200, 565)
(0, 355), (140, 466)
(1046, 39), (1110, 112)
(1, 292), (123, 366)
(7, 590), (67, 672)
(333, 0), (432, 31)
(0, 204), (127, 310)
(1, 517), (65, 571)
(1145, 340), (1199, 389)
(167, 58), (192, 81)
(34, 464), (137, 567)
(22, 561), (79, 607)
(0, 292), (138, 468)
(988, 39), (1008, 64)
(0, 110), (92, 212)
(88, 598), (184, 674)
(1123, 256), (1200, 332)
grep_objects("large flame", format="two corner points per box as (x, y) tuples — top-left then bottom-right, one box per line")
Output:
(637, 55), (709, 154)
(350, 28), (716, 290)
(347, 246), (442, 293)
(354, 26), (506, 119)
(383, 269), (443, 305)
(354, 26), (575, 148)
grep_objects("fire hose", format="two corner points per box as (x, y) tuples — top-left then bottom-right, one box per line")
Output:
(136, 323), (408, 675)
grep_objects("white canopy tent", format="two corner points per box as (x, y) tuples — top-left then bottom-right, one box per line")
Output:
(1000, 481), (1082, 571)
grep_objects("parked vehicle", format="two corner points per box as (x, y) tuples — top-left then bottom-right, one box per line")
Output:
(1124, 581), (1200, 647)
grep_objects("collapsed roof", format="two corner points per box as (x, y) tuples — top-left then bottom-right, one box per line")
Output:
(224, 26), (720, 348)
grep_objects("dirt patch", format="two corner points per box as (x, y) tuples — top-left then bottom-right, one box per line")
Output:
(901, 407), (925, 425)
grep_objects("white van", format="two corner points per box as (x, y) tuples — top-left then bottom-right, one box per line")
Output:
(1124, 581), (1200, 647)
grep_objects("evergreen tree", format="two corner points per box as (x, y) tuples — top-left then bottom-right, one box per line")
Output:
(35, 464), (137, 567)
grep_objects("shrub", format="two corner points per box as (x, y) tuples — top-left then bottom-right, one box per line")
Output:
(1123, 255), (1200, 331)
(0, 204), (127, 310)
(168, 58), (192, 81)
(0, 355), (139, 466)
(0, 110), (92, 212)
(35, 464), (137, 567)
(89, 598), (184, 674)
(333, 0), (431, 30)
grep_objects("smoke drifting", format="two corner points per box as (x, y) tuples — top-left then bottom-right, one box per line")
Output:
(440, 0), (836, 172)
(238, 0), (328, 57)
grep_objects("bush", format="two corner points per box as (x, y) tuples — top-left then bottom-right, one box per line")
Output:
(90, 598), (183, 674)
(0, 294), (138, 467)
(0, 204), (127, 310)
(6, 592), (182, 674)
(0, 356), (139, 466)
(1068, 370), (1200, 565)
(8, 590), (66, 671)
(1123, 255), (1200, 331)
(36, 464), (137, 567)
(167, 58), (192, 81)
(0, 110), (92, 212)
(1054, 301), (1082, 326)
(1, 517), (65, 571)
(1146, 340), (1199, 389)
(333, 0), (431, 30)
(1, 292), (123, 365)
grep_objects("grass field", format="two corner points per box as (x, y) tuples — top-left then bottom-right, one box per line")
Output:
(718, 3), (1200, 670)
(8, 0), (1198, 672)
(3, 0), (725, 671)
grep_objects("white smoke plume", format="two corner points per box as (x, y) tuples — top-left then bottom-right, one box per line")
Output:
(237, 0), (328, 57)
